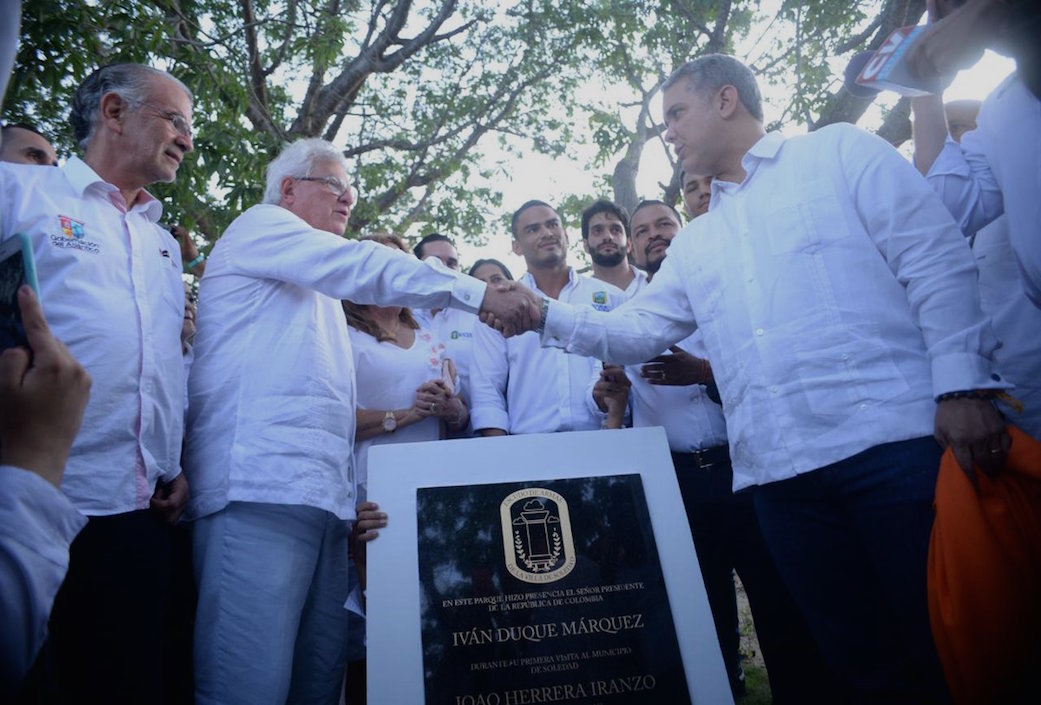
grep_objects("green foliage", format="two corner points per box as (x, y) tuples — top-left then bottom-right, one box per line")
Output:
(6, 0), (900, 243)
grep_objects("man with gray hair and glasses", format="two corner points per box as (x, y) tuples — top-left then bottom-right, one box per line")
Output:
(184, 137), (538, 705)
(1, 62), (194, 700)
(510, 53), (1011, 703)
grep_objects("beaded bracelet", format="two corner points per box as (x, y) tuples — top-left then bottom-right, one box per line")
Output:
(935, 389), (997, 403)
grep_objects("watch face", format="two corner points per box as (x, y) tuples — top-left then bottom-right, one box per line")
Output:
(382, 413), (397, 432)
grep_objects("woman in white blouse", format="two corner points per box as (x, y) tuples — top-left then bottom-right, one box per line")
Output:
(345, 233), (470, 502)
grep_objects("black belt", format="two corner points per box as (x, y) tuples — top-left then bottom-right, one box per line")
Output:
(674, 444), (730, 471)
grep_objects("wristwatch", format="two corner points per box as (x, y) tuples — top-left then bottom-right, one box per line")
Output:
(382, 410), (397, 433)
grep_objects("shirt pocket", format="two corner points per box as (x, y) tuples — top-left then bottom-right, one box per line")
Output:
(765, 182), (847, 255)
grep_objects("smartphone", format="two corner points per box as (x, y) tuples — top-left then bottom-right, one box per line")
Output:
(0, 233), (40, 353)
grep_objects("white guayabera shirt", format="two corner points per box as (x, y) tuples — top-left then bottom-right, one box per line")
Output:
(184, 204), (486, 521)
(541, 126), (1006, 490)
(0, 157), (186, 515)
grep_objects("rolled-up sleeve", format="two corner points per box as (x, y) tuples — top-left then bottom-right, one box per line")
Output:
(925, 135), (1005, 238)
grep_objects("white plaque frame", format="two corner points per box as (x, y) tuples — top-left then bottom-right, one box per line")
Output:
(367, 426), (733, 705)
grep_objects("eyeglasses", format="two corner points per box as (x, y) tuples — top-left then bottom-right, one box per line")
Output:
(136, 102), (193, 139)
(296, 176), (355, 203)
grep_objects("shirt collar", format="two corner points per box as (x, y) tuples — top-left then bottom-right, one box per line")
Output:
(743, 130), (786, 165)
(62, 156), (164, 222)
(522, 267), (579, 295)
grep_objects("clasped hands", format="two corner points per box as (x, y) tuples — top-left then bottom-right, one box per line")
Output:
(478, 281), (542, 337)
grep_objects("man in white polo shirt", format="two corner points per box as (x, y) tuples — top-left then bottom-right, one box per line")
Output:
(470, 200), (624, 436)
(0, 62), (194, 701)
(185, 138), (538, 705)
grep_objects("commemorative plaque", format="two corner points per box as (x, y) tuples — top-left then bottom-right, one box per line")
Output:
(368, 428), (732, 705)
(417, 475), (689, 705)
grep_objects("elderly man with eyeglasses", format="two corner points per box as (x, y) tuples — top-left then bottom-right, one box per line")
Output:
(1, 62), (195, 701)
(184, 138), (539, 705)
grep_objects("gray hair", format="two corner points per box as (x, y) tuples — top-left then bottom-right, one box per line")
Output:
(263, 138), (350, 205)
(663, 54), (763, 122)
(70, 64), (193, 150)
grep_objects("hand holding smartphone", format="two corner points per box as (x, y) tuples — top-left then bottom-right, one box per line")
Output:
(0, 233), (40, 353)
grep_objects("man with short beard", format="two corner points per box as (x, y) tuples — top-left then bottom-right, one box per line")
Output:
(580, 199), (645, 297)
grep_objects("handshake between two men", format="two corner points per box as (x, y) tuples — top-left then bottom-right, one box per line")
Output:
(476, 281), (544, 337)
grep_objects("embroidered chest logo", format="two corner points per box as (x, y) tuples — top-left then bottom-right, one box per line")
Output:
(59, 215), (85, 239)
(592, 291), (607, 305)
(51, 215), (100, 254)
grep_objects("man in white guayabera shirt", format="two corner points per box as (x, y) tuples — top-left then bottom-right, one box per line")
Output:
(504, 54), (1010, 703)
(184, 138), (539, 705)
(1, 63), (194, 702)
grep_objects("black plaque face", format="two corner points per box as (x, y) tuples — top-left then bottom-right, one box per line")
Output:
(416, 474), (691, 705)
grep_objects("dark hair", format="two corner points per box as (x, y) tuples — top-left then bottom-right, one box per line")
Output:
(1, 122), (48, 140)
(580, 200), (630, 240)
(630, 199), (683, 230)
(70, 63), (192, 149)
(510, 199), (554, 237)
(343, 233), (420, 340)
(468, 258), (514, 282)
(412, 232), (455, 260)
(663, 54), (763, 122)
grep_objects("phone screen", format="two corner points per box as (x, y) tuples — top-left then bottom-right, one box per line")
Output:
(0, 235), (35, 352)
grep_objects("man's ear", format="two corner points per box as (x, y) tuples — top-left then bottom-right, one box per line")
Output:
(581, 238), (591, 256)
(279, 176), (296, 205)
(511, 237), (522, 256)
(717, 85), (740, 119)
(98, 92), (129, 135)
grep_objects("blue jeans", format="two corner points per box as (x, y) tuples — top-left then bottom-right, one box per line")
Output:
(752, 437), (950, 704)
(192, 502), (350, 705)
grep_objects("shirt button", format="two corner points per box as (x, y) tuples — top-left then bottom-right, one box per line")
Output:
(841, 354), (849, 361)
(755, 328), (764, 336)
(859, 403), (868, 409)
(464, 293), (471, 301)
(769, 386), (778, 395)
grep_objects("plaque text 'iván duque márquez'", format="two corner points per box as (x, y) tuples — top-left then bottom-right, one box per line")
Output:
(417, 476), (690, 705)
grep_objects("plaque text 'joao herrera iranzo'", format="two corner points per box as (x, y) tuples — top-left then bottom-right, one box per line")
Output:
(416, 474), (691, 705)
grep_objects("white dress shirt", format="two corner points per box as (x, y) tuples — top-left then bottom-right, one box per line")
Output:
(926, 74), (1041, 305)
(542, 126), (1004, 490)
(628, 333), (728, 453)
(349, 324), (446, 501)
(1, 158), (186, 515)
(471, 269), (624, 434)
(0, 467), (86, 691)
(969, 217), (1041, 437)
(185, 204), (486, 521)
